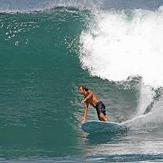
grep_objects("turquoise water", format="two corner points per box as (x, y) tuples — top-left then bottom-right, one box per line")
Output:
(1, 1), (163, 162)
(0, 9), (89, 158)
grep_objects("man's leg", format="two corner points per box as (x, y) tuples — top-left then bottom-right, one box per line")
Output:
(99, 113), (109, 121)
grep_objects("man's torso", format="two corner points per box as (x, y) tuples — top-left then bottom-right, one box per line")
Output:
(86, 91), (99, 108)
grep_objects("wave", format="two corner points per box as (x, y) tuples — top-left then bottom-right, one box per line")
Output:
(1, 0), (163, 133)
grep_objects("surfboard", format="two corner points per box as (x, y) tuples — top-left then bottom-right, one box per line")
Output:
(81, 120), (127, 134)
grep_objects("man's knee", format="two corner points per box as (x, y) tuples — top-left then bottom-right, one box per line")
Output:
(99, 113), (107, 121)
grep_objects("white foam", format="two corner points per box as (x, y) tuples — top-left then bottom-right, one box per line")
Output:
(123, 97), (163, 130)
(79, 8), (163, 87)
(136, 84), (155, 115)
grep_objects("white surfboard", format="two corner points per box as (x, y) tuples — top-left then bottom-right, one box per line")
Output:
(81, 120), (127, 134)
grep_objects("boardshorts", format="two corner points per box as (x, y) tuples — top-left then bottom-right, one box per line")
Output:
(95, 101), (106, 120)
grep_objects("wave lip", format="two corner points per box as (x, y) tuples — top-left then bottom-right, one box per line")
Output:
(0, 0), (101, 13)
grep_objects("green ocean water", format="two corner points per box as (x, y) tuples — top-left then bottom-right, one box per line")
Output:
(0, 9), (89, 157)
(1, 6), (163, 162)
(0, 8), (137, 158)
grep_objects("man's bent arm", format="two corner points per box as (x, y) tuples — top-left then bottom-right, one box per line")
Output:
(83, 92), (93, 102)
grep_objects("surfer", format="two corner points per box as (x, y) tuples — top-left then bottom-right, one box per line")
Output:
(79, 85), (109, 122)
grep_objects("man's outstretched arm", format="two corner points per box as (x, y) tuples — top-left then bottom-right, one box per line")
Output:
(81, 102), (89, 122)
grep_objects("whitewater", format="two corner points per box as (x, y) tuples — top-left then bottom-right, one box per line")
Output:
(80, 8), (163, 87)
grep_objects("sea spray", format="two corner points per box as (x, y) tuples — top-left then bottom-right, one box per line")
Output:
(79, 9), (163, 87)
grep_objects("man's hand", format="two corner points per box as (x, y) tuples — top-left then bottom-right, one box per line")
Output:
(80, 116), (86, 123)
(81, 99), (86, 104)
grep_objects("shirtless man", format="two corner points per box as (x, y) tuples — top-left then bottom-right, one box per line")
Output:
(79, 85), (109, 123)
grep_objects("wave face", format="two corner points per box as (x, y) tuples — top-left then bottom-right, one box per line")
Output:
(1, 0), (163, 162)
(0, 7), (91, 158)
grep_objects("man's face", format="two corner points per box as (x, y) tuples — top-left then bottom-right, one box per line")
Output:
(79, 87), (85, 95)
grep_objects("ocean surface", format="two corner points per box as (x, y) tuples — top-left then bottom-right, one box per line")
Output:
(0, 0), (163, 162)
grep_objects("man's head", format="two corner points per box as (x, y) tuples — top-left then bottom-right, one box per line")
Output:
(79, 85), (89, 95)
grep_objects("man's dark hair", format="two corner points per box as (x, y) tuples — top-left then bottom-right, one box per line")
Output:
(79, 85), (89, 91)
